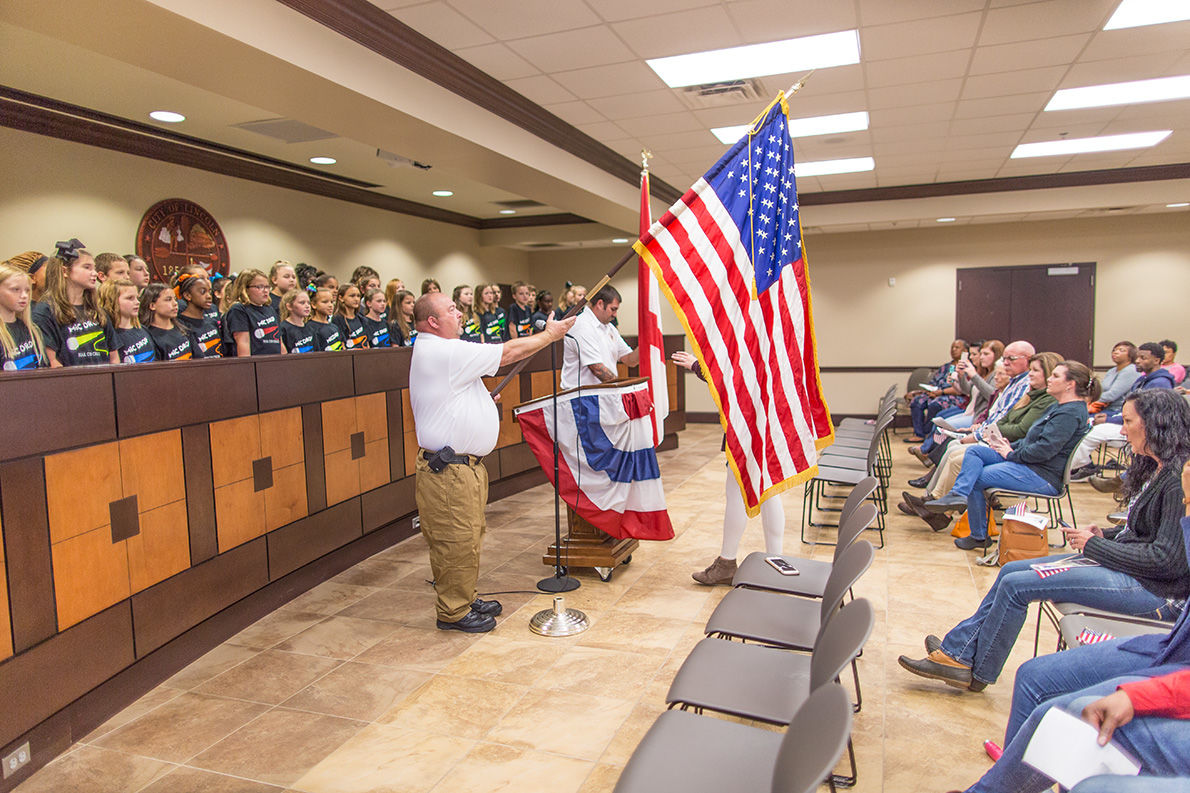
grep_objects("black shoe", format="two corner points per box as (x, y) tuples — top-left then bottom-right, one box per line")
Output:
(902, 491), (928, 510)
(437, 611), (496, 633)
(908, 475), (932, 489)
(925, 634), (942, 654)
(954, 535), (994, 551)
(923, 512), (953, 532)
(471, 598), (503, 617)
(926, 494), (968, 513)
(897, 653), (974, 690)
(1069, 464), (1100, 483)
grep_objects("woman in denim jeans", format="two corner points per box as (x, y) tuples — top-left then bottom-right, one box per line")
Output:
(899, 387), (1190, 691)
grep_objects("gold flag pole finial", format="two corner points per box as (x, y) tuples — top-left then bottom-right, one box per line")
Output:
(640, 148), (653, 174)
(784, 69), (816, 97)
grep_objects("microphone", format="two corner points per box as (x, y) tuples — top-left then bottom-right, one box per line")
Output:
(534, 319), (547, 331)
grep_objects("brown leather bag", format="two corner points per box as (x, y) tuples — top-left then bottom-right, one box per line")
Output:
(998, 514), (1050, 564)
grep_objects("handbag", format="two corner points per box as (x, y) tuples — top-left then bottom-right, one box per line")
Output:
(950, 508), (1000, 539)
(998, 512), (1051, 564)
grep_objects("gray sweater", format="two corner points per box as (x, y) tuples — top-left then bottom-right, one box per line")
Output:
(1099, 364), (1142, 411)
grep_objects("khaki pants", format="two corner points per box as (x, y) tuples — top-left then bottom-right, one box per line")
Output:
(415, 452), (488, 622)
(927, 442), (970, 498)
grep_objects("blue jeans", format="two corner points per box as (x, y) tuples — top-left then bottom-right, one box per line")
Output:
(1073, 774), (1190, 792)
(921, 408), (969, 453)
(940, 556), (1175, 685)
(948, 445), (1055, 540)
(967, 658), (1190, 793)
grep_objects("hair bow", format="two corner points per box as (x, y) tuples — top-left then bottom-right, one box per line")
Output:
(53, 238), (86, 262)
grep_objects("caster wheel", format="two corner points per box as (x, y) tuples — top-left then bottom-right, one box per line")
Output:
(595, 566), (614, 582)
(622, 555), (633, 565)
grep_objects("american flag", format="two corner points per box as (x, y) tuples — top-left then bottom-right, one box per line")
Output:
(634, 94), (832, 515)
(637, 167), (669, 446)
(1075, 628), (1116, 645)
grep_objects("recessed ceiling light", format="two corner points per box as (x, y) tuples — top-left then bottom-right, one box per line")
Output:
(149, 110), (185, 123)
(611, 238), (630, 244)
(936, 217), (956, 223)
(712, 111), (869, 144)
(1168, 202), (1190, 208)
(499, 209), (517, 215)
(309, 156), (337, 165)
(432, 190), (454, 197)
(796, 156), (875, 177)
(646, 30), (860, 88)
(1104, 0), (1190, 30)
(1045, 74), (1190, 111)
(1010, 130), (1171, 158)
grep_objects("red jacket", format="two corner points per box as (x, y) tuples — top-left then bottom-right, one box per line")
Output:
(1119, 669), (1190, 718)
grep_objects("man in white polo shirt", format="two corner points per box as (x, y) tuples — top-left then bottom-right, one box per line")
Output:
(561, 285), (639, 389)
(410, 293), (573, 632)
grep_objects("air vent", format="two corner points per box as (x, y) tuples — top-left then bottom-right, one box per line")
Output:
(676, 79), (767, 110)
(377, 149), (432, 170)
(495, 199), (546, 209)
(234, 118), (337, 143)
(525, 242), (562, 248)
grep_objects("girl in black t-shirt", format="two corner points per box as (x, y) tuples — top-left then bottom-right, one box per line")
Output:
(268, 260), (297, 313)
(0, 264), (49, 371)
(279, 289), (316, 354)
(531, 290), (553, 332)
(309, 287), (344, 351)
(332, 283), (368, 350)
(141, 284), (204, 361)
(453, 284), (482, 343)
(100, 278), (155, 363)
(476, 282), (507, 343)
(31, 243), (117, 367)
(176, 274), (223, 357)
(389, 289), (417, 347)
(223, 269), (284, 356)
(360, 288), (391, 348)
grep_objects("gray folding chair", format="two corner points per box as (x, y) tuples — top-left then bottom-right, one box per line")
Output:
(802, 438), (886, 548)
(1059, 612), (1172, 650)
(613, 684), (853, 793)
(667, 599), (874, 787)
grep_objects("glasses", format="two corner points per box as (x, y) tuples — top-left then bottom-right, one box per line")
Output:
(248, 284), (270, 290)
(1003, 354), (1026, 362)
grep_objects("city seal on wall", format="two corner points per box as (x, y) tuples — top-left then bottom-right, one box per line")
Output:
(136, 198), (230, 282)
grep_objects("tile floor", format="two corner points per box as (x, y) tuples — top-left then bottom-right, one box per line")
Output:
(16, 423), (1122, 793)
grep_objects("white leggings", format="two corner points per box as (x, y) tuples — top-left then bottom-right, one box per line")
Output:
(721, 469), (785, 559)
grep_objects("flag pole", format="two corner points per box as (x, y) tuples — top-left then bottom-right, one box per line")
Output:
(489, 70), (816, 398)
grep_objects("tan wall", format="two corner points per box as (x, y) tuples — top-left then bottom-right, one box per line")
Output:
(529, 213), (1190, 415)
(0, 127), (528, 288)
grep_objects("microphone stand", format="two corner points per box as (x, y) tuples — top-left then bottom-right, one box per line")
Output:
(539, 329), (579, 593)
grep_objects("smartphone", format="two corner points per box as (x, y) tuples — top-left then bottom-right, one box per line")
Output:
(765, 556), (800, 576)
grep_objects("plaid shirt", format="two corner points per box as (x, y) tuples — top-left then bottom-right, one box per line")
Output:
(974, 371), (1031, 441)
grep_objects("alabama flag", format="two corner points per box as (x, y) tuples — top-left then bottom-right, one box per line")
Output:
(514, 380), (674, 541)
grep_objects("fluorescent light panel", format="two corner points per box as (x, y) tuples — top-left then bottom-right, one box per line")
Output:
(712, 111), (869, 144)
(647, 30), (860, 88)
(1046, 74), (1190, 111)
(796, 156), (874, 177)
(1104, 0), (1190, 29)
(149, 110), (185, 123)
(1011, 130), (1171, 158)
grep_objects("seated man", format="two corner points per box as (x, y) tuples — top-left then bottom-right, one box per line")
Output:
(1070, 342), (1175, 480)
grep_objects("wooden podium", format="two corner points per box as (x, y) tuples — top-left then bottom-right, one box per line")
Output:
(520, 379), (644, 582)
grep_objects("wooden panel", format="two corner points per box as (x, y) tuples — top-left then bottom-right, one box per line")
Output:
(0, 458), (56, 650)
(0, 602), (134, 750)
(265, 462), (308, 532)
(119, 430), (185, 513)
(531, 370), (555, 400)
(0, 370), (115, 462)
(499, 443), (539, 478)
(402, 390), (417, 477)
(321, 397), (357, 454)
(359, 440), (390, 493)
(44, 442), (122, 545)
(267, 499), (362, 579)
(208, 415), (261, 488)
(181, 424), (217, 565)
(130, 538), (268, 656)
(52, 526), (131, 630)
(214, 479), (267, 552)
(482, 455), (500, 483)
(0, 507), (10, 662)
(256, 353), (355, 412)
(259, 408), (305, 469)
(360, 478), (415, 533)
(301, 404), (327, 514)
(324, 448), (360, 506)
(356, 391), (388, 443)
(385, 390), (405, 482)
(125, 500), (190, 593)
(353, 346), (411, 393)
(114, 361), (257, 437)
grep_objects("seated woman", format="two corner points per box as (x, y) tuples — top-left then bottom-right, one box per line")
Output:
(901, 352), (1062, 531)
(898, 386), (1190, 693)
(912, 340), (1004, 464)
(906, 339), (970, 442)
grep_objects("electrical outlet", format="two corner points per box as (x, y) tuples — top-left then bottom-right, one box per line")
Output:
(412, 515), (420, 530)
(3, 742), (30, 779)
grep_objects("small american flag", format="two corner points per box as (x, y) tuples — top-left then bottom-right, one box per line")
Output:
(1005, 503), (1029, 517)
(1076, 628), (1116, 645)
(634, 94), (832, 515)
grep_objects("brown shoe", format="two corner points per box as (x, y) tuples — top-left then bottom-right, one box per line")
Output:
(692, 556), (737, 586)
(909, 446), (934, 468)
(898, 650), (974, 690)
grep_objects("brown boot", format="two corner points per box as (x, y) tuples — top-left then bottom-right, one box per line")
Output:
(692, 556), (737, 586)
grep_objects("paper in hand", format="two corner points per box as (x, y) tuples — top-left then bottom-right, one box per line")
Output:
(1022, 706), (1140, 789)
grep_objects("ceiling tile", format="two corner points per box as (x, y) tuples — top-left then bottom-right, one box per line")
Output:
(615, 111), (705, 137)
(641, 129), (721, 151)
(867, 78), (964, 110)
(868, 101), (956, 127)
(587, 89), (697, 120)
(858, 0), (986, 26)
(543, 100), (607, 125)
(584, 0), (719, 23)
(452, 43), (540, 80)
(504, 75), (577, 105)
(860, 13), (982, 61)
(815, 173), (879, 190)
(770, 65), (867, 97)
(960, 66), (1068, 100)
(1079, 20), (1190, 62)
(978, 0), (1116, 46)
(447, 0), (602, 39)
(1061, 52), (1185, 87)
(550, 62), (666, 100)
(935, 161), (1008, 180)
(864, 50), (971, 88)
(507, 27), (636, 72)
(666, 145), (734, 167)
(939, 149), (1010, 164)
(873, 137), (948, 157)
(725, 0), (857, 43)
(953, 92), (1050, 119)
(768, 89), (871, 119)
(949, 113), (1038, 136)
(612, 6), (742, 59)
(944, 131), (1023, 152)
(574, 120), (631, 140)
(968, 35), (1092, 75)
(871, 121), (952, 143)
(391, 2), (494, 49)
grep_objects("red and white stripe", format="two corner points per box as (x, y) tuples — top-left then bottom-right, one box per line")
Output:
(637, 179), (832, 514)
(1076, 628), (1116, 645)
(638, 169), (669, 446)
